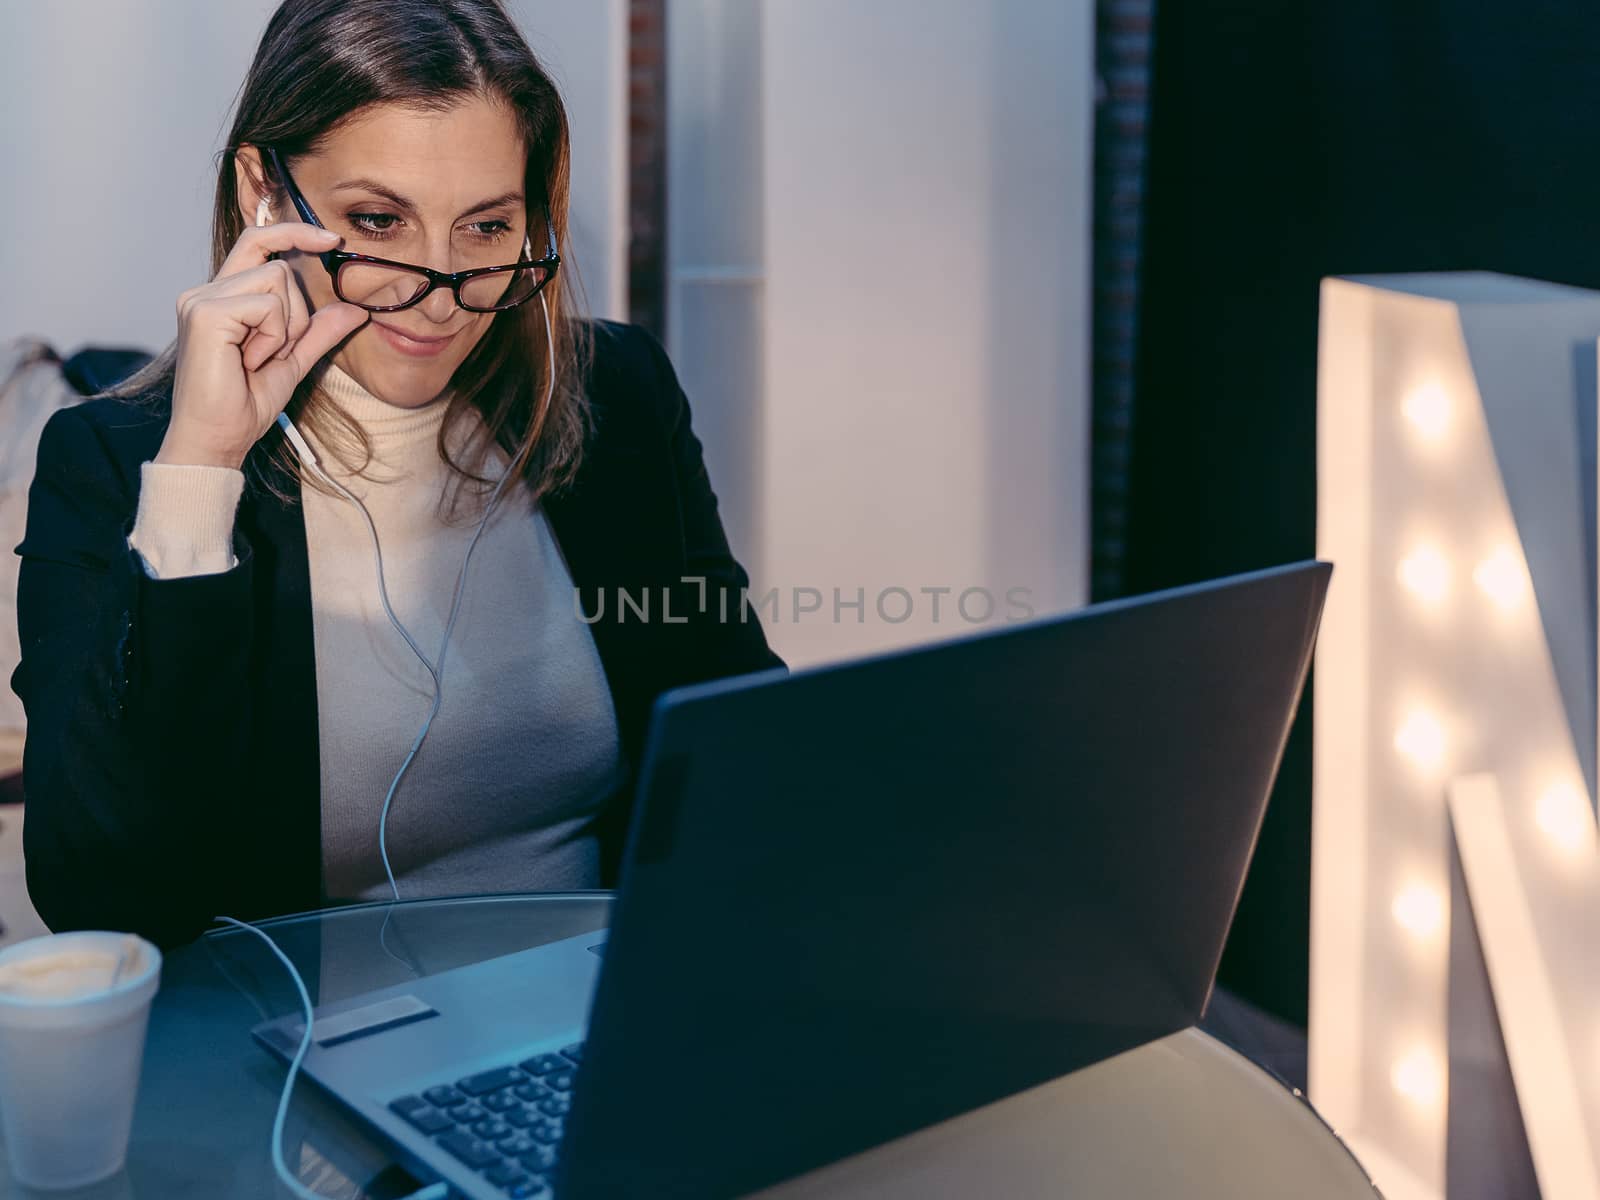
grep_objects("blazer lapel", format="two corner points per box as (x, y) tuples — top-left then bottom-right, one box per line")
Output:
(544, 393), (682, 772)
(235, 461), (324, 918)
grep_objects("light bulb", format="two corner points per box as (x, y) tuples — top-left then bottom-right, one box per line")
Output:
(1391, 883), (1444, 940)
(1390, 1048), (1443, 1108)
(1402, 383), (1451, 444)
(1394, 710), (1446, 771)
(1398, 545), (1451, 608)
(1535, 784), (1597, 856)
(1473, 547), (1528, 613)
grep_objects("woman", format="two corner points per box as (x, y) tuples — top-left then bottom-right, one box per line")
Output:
(13, 0), (782, 949)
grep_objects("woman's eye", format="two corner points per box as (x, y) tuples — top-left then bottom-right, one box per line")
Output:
(349, 212), (401, 237)
(346, 214), (509, 241)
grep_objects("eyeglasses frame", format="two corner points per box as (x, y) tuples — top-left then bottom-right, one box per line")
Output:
(262, 145), (560, 314)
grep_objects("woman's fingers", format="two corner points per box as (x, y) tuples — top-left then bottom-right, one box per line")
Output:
(166, 221), (359, 468)
(193, 264), (363, 378)
(286, 301), (369, 380)
(216, 221), (341, 281)
(205, 260), (307, 367)
(191, 291), (290, 372)
(241, 302), (369, 422)
(273, 261), (311, 360)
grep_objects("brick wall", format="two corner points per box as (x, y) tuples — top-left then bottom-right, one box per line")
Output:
(627, 0), (667, 338)
(1091, 0), (1153, 600)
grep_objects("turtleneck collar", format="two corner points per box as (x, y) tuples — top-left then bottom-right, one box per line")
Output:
(306, 359), (456, 482)
(318, 359), (450, 438)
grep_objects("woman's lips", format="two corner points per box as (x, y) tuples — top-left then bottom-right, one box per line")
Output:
(373, 320), (458, 357)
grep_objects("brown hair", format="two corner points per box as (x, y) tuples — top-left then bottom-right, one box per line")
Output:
(105, 0), (593, 509)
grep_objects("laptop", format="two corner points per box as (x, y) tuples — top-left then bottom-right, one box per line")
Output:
(253, 560), (1331, 1200)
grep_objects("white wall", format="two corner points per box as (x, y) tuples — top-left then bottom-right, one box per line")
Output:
(0, 0), (628, 355)
(669, 0), (1094, 668)
(665, 0), (767, 580)
(507, 0), (629, 323)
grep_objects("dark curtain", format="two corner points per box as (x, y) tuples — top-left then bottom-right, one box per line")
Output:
(1125, 0), (1600, 1025)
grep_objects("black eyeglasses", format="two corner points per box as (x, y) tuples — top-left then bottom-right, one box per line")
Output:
(263, 146), (559, 314)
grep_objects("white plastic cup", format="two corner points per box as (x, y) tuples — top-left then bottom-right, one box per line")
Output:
(0, 931), (162, 1190)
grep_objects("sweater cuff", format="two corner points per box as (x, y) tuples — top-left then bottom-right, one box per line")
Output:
(127, 461), (246, 579)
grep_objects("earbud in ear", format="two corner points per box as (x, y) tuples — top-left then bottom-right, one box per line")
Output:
(256, 197), (272, 227)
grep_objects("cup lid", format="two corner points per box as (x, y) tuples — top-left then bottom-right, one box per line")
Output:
(0, 930), (162, 1009)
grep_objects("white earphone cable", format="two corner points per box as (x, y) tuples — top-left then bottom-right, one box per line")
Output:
(220, 208), (556, 1195)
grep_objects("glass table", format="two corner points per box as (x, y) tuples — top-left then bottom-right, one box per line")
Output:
(0, 895), (1380, 1199)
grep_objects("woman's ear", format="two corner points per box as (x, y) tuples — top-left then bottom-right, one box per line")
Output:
(234, 144), (271, 227)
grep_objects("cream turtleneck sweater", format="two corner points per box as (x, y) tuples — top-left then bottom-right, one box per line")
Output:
(127, 362), (625, 903)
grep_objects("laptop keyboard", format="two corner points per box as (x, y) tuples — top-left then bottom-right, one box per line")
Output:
(387, 1041), (585, 1197)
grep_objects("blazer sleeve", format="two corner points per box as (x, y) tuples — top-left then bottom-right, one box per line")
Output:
(636, 326), (787, 686)
(12, 406), (257, 946)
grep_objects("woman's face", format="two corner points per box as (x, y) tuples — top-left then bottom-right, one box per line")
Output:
(239, 96), (529, 409)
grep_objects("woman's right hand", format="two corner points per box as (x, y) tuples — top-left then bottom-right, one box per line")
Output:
(158, 223), (370, 470)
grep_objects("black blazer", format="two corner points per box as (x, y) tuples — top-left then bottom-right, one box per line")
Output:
(11, 319), (784, 948)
